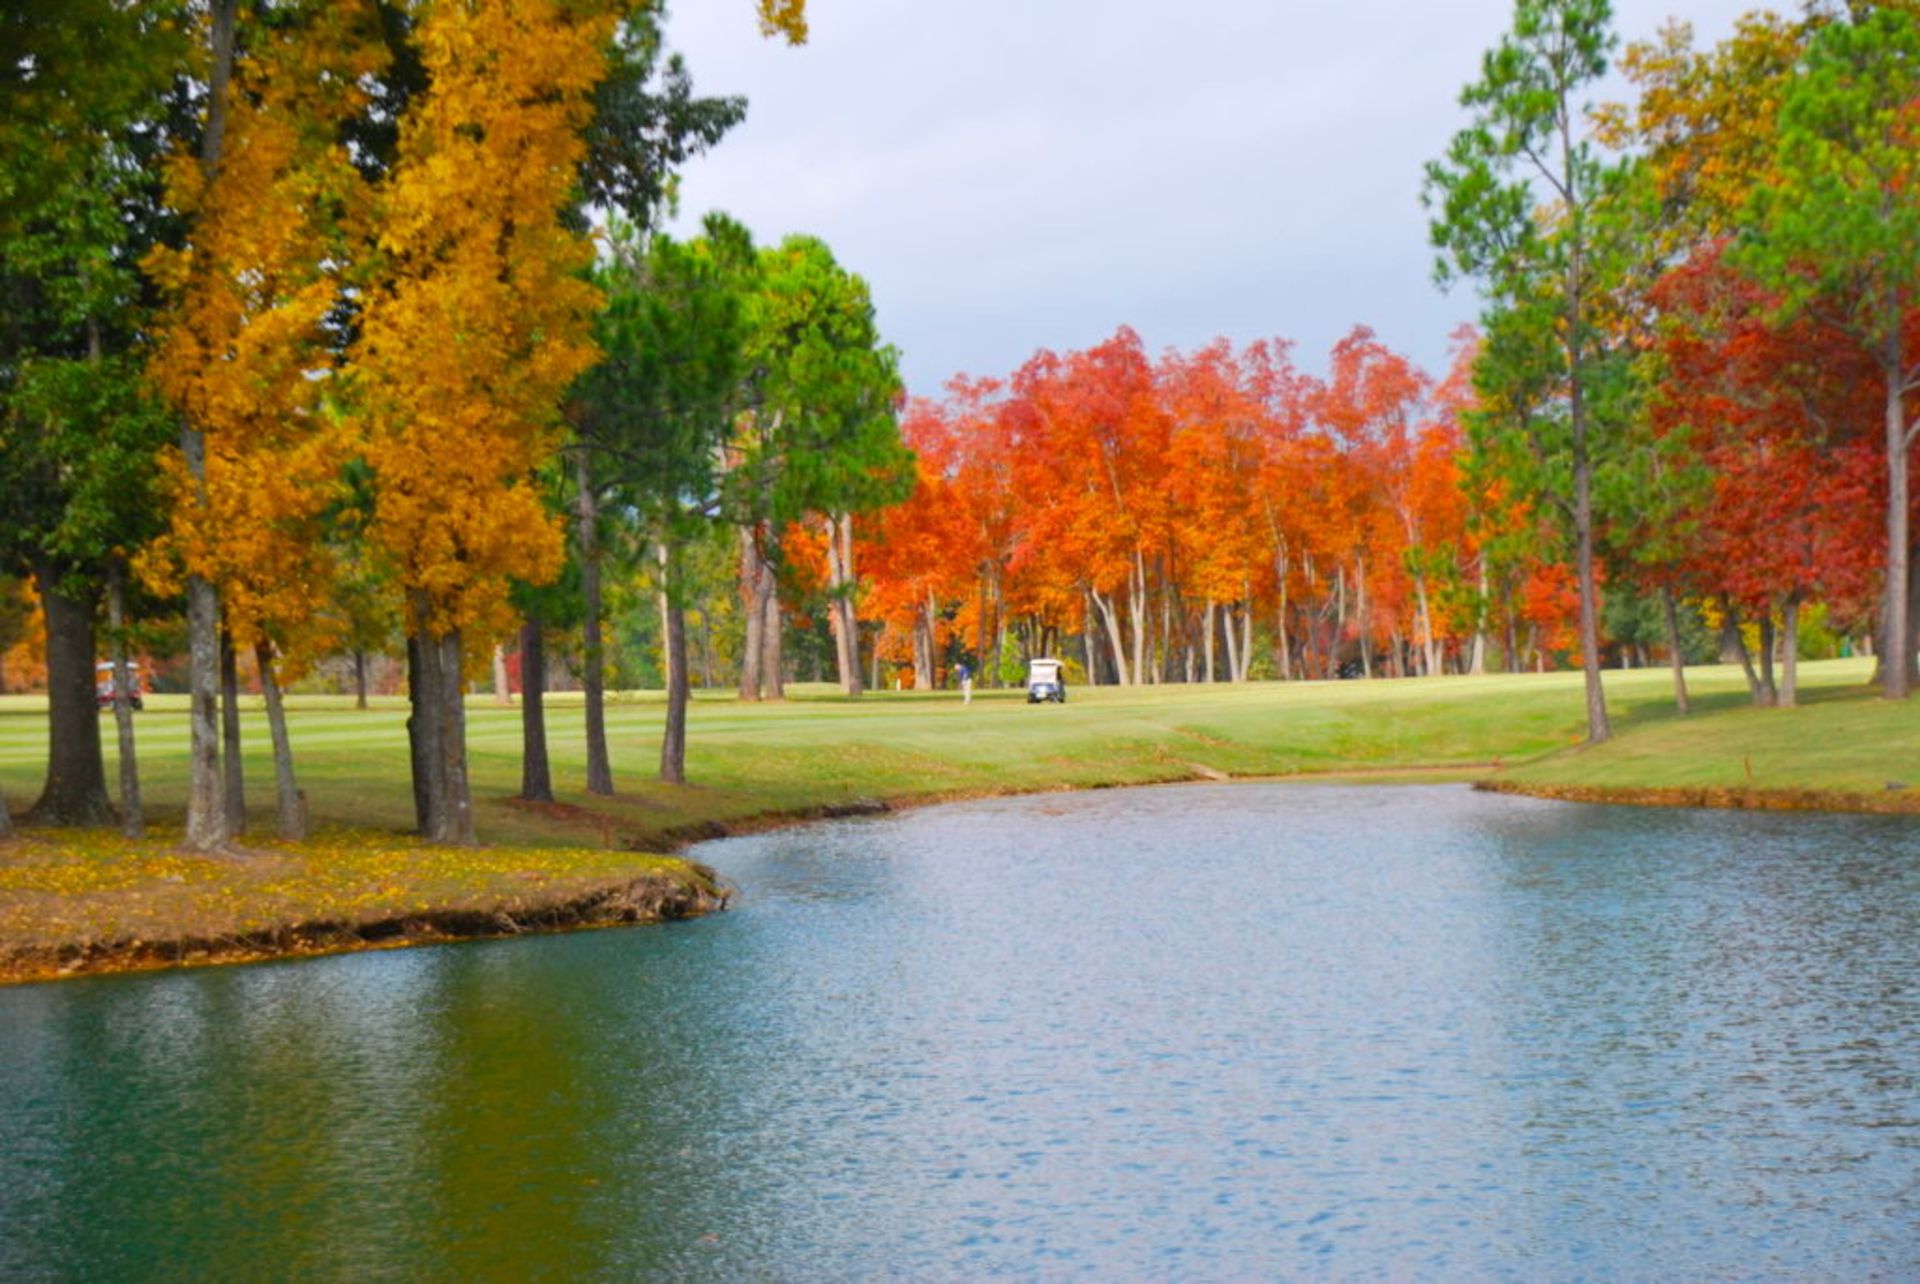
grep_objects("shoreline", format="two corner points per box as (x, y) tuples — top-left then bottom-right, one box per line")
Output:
(6, 764), (1911, 988)
(0, 847), (730, 988)
(1474, 778), (1920, 815)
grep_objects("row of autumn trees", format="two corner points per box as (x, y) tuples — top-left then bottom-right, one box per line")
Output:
(856, 0), (1920, 732)
(859, 326), (1487, 691)
(0, 0), (860, 847)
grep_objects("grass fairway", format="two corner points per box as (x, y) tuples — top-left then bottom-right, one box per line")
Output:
(1, 657), (1911, 979)
(0, 656), (1909, 846)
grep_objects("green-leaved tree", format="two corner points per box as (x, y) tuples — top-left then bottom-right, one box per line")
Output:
(1425, 0), (1629, 743)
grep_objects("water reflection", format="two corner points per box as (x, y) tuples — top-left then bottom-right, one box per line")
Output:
(1, 785), (1915, 1278)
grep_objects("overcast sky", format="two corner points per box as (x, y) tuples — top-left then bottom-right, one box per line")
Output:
(661, 1), (1764, 398)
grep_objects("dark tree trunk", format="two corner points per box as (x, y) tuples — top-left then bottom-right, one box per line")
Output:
(1755, 613), (1778, 708)
(107, 565), (143, 838)
(987, 575), (1004, 689)
(1661, 585), (1690, 717)
(408, 601), (473, 845)
(659, 539), (689, 785)
(255, 641), (306, 840)
(1720, 602), (1758, 702)
(406, 625), (438, 836)
(575, 457), (613, 795)
(1721, 599), (1765, 702)
(519, 611), (552, 803)
(353, 647), (369, 709)
(26, 563), (113, 827)
(0, 787), (12, 840)
(219, 629), (246, 835)
(1885, 549), (1920, 690)
(1910, 548), (1920, 687)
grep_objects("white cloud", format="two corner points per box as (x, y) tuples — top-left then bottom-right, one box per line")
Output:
(662, 0), (1764, 392)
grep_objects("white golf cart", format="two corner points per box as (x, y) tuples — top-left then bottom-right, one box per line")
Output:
(1026, 657), (1067, 704)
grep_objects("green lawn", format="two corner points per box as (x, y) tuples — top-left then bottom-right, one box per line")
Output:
(4, 658), (1911, 977)
(2, 657), (1908, 850)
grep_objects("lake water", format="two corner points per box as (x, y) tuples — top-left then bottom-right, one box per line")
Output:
(2, 784), (1917, 1279)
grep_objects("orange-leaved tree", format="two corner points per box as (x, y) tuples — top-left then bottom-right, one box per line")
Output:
(145, 0), (384, 846)
(350, 0), (615, 845)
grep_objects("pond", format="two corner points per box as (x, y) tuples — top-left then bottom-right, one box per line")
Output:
(1, 784), (1916, 1278)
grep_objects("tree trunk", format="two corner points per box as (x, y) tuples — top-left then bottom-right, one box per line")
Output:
(519, 610), (552, 803)
(825, 512), (862, 696)
(1355, 560), (1373, 679)
(739, 525), (778, 701)
(27, 563), (113, 827)
(988, 575), (1005, 688)
(433, 628), (476, 845)
(403, 594), (451, 836)
(1779, 594), (1800, 710)
(1276, 569), (1294, 682)
(1571, 448), (1611, 740)
(179, 0), (237, 853)
(255, 641), (306, 840)
(1414, 576), (1440, 677)
(1755, 612), (1778, 708)
(219, 629), (246, 835)
(738, 527), (764, 701)
(1501, 583), (1519, 675)
(1721, 599), (1764, 703)
(1661, 585), (1690, 717)
(353, 648), (369, 710)
(760, 569), (785, 700)
(659, 539), (689, 785)
(1129, 554), (1148, 688)
(1904, 549), (1920, 690)
(406, 631), (437, 834)
(913, 593), (935, 691)
(1203, 601), (1217, 683)
(700, 606), (717, 690)
(1881, 336), (1911, 699)
(1083, 590), (1101, 686)
(1469, 560), (1489, 675)
(406, 620), (474, 846)
(576, 458), (613, 795)
(106, 564), (142, 838)
(1093, 588), (1131, 686)
(0, 787), (12, 840)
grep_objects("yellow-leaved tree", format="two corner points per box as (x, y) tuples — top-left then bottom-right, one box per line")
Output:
(351, 0), (616, 845)
(145, 0), (385, 846)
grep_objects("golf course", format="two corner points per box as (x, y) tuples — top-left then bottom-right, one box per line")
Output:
(0, 657), (1910, 981)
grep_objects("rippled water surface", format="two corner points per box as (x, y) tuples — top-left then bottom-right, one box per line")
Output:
(2, 784), (1918, 1279)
